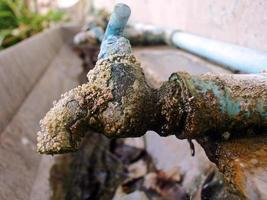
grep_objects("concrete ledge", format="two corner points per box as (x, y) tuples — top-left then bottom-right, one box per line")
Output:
(0, 25), (82, 200)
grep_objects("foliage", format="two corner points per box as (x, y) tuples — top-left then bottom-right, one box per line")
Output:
(0, 0), (66, 49)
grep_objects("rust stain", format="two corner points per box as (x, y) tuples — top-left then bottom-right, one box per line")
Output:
(214, 136), (267, 199)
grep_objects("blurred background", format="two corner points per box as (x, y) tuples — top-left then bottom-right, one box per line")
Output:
(0, 0), (266, 200)
(1, 0), (267, 50)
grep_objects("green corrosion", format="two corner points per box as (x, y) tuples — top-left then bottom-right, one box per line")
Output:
(191, 74), (267, 118)
(161, 72), (267, 139)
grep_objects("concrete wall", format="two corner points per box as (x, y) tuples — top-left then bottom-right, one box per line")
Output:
(93, 0), (267, 51)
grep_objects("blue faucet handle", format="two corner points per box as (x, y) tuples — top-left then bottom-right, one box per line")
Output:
(98, 3), (132, 59)
(104, 3), (131, 39)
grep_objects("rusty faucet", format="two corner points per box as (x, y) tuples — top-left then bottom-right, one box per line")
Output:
(37, 3), (155, 154)
(37, 3), (267, 154)
(37, 3), (267, 198)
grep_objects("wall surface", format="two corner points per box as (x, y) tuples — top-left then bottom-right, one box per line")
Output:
(93, 0), (267, 51)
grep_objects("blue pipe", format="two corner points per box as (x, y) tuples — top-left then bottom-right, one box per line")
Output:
(170, 31), (267, 73)
(121, 23), (267, 73)
(98, 3), (131, 59)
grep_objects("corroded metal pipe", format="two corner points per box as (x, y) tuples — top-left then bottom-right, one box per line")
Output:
(156, 72), (267, 139)
(205, 135), (267, 199)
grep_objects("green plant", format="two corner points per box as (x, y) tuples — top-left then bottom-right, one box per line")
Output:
(0, 0), (66, 49)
